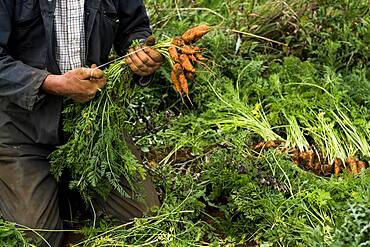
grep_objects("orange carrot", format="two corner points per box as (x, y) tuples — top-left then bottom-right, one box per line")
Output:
(180, 45), (198, 55)
(170, 69), (182, 95)
(182, 25), (209, 43)
(313, 161), (321, 175)
(178, 72), (189, 95)
(299, 150), (314, 170)
(333, 158), (342, 175)
(265, 140), (281, 149)
(172, 37), (185, 47)
(254, 141), (265, 150)
(195, 52), (207, 61)
(189, 55), (197, 63)
(291, 148), (300, 164)
(168, 45), (179, 62)
(346, 156), (358, 174)
(171, 64), (183, 92)
(173, 63), (183, 76)
(357, 161), (367, 173)
(179, 54), (195, 73)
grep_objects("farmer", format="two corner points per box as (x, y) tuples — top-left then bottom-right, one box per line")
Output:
(0, 0), (162, 246)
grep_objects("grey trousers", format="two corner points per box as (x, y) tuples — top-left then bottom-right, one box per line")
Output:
(0, 144), (159, 247)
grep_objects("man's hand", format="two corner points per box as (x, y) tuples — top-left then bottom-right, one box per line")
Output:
(126, 46), (164, 77)
(42, 67), (106, 103)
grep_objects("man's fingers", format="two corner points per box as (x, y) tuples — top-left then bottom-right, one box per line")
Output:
(75, 68), (93, 79)
(126, 55), (146, 75)
(97, 78), (107, 89)
(136, 50), (158, 67)
(143, 47), (164, 63)
(90, 68), (104, 79)
(91, 77), (107, 89)
(134, 46), (158, 67)
(72, 67), (104, 80)
(73, 96), (86, 103)
(126, 46), (163, 76)
(74, 94), (95, 103)
(73, 78), (101, 99)
(129, 50), (148, 71)
(70, 88), (96, 103)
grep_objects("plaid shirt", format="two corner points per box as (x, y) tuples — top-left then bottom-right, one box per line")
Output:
(54, 0), (86, 74)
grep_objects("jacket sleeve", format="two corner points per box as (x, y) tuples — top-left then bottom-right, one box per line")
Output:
(114, 0), (152, 55)
(0, 1), (49, 111)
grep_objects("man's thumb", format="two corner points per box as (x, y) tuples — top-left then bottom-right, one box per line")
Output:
(89, 64), (104, 79)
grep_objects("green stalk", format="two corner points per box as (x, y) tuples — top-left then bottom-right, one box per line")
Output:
(284, 114), (309, 152)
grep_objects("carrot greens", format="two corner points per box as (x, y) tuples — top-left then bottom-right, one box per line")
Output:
(49, 61), (144, 201)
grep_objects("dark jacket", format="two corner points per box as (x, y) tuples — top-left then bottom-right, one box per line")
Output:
(0, 0), (151, 153)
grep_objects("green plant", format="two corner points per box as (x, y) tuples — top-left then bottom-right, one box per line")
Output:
(332, 197), (370, 246)
(0, 220), (32, 247)
(49, 62), (145, 201)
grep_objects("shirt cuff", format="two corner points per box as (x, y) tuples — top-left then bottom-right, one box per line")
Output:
(15, 70), (49, 111)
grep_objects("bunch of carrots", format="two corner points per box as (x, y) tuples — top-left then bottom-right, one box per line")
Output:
(167, 25), (209, 96)
(133, 25), (210, 96)
(255, 140), (368, 176)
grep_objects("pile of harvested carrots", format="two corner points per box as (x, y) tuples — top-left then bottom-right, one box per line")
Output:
(255, 140), (368, 176)
(335, 157), (367, 175)
(168, 25), (209, 96)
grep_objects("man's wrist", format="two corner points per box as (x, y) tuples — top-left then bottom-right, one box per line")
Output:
(42, 74), (65, 95)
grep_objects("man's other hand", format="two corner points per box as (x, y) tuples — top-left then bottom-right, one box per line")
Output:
(126, 46), (164, 77)
(42, 67), (106, 103)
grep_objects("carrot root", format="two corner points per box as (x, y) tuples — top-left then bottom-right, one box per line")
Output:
(179, 54), (196, 73)
(169, 45), (179, 62)
(179, 73), (189, 96)
(182, 25), (209, 43)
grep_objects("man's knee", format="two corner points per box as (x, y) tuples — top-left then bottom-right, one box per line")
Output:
(94, 177), (160, 222)
(0, 154), (63, 247)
